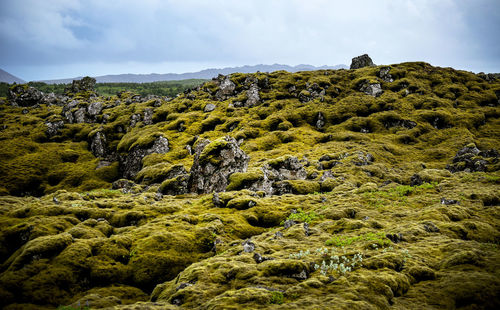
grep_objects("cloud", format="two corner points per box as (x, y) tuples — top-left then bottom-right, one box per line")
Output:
(0, 0), (499, 80)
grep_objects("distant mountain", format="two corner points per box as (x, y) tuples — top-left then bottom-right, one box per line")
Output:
(0, 69), (25, 84)
(39, 64), (347, 84)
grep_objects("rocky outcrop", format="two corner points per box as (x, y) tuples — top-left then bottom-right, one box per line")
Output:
(245, 84), (261, 107)
(350, 54), (375, 69)
(90, 131), (108, 158)
(121, 136), (170, 179)
(8, 85), (43, 107)
(215, 75), (236, 101)
(378, 67), (394, 82)
(446, 144), (499, 173)
(188, 136), (249, 194)
(45, 120), (65, 137)
(65, 76), (96, 94)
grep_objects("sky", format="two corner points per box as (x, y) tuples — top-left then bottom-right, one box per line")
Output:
(0, 0), (499, 81)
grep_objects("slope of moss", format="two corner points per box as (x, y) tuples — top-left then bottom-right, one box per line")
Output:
(0, 62), (499, 309)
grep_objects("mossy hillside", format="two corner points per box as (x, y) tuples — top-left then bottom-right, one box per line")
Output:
(0, 62), (499, 309)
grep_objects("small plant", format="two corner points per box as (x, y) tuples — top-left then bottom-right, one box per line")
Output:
(270, 291), (284, 304)
(286, 208), (318, 223)
(289, 249), (311, 259)
(313, 253), (363, 276)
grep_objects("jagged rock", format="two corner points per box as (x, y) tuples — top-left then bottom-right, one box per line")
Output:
(245, 84), (260, 107)
(215, 75), (236, 100)
(143, 108), (153, 125)
(378, 67), (394, 82)
(87, 101), (103, 117)
(8, 85), (43, 107)
(41, 92), (63, 105)
(242, 239), (255, 253)
(410, 174), (423, 186)
(121, 136), (170, 179)
(446, 144), (499, 173)
(441, 198), (459, 205)
(359, 82), (383, 97)
(112, 179), (137, 193)
(283, 219), (296, 229)
(423, 222), (440, 233)
(319, 170), (335, 182)
(66, 76), (96, 94)
(352, 151), (374, 166)
(316, 112), (325, 129)
(303, 222), (310, 236)
(45, 120), (64, 137)
(386, 233), (404, 243)
(159, 174), (189, 196)
(90, 132), (107, 157)
(188, 136), (249, 194)
(383, 118), (416, 129)
(204, 103), (216, 112)
(350, 54), (375, 69)
(74, 108), (88, 123)
(130, 114), (141, 127)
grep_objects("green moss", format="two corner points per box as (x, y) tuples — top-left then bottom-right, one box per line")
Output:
(226, 170), (263, 191)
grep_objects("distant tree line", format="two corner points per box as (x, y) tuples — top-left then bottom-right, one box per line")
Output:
(0, 79), (208, 98)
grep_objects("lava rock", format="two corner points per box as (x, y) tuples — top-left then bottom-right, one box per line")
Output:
(245, 84), (260, 107)
(65, 76), (96, 94)
(359, 82), (383, 97)
(8, 84), (43, 107)
(410, 174), (423, 186)
(378, 67), (394, 82)
(215, 75), (236, 100)
(441, 198), (459, 205)
(121, 136), (170, 179)
(188, 136), (249, 194)
(350, 54), (375, 69)
(143, 108), (153, 125)
(316, 112), (325, 129)
(45, 120), (65, 137)
(204, 103), (216, 112)
(242, 239), (255, 253)
(90, 131), (107, 157)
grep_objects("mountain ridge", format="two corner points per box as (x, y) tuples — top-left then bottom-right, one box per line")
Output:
(0, 68), (25, 84)
(39, 63), (347, 84)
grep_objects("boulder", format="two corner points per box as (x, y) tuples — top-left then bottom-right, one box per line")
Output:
(90, 131), (107, 158)
(45, 120), (65, 137)
(121, 136), (170, 179)
(8, 85), (43, 107)
(87, 101), (103, 117)
(204, 103), (216, 112)
(316, 112), (325, 130)
(446, 144), (499, 173)
(65, 76), (96, 94)
(188, 136), (249, 194)
(245, 84), (260, 107)
(378, 67), (394, 82)
(359, 82), (383, 97)
(350, 54), (375, 69)
(215, 75), (236, 101)
(143, 108), (153, 125)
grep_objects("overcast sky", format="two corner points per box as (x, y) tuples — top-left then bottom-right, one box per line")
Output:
(1, 0), (499, 81)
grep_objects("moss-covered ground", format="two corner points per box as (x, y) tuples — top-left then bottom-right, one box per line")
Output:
(0, 62), (499, 309)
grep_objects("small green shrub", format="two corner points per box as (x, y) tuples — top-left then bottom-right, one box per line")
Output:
(286, 208), (318, 223)
(270, 291), (284, 304)
(326, 232), (390, 247)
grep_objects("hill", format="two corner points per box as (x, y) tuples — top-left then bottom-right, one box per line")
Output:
(0, 57), (499, 309)
(39, 64), (347, 84)
(0, 69), (25, 84)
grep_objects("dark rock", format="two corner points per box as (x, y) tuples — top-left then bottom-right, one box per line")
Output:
(112, 179), (136, 192)
(353, 151), (374, 166)
(350, 54), (375, 69)
(204, 103), (216, 112)
(359, 81), (383, 97)
(45, 120), (64, 137)
(245, 84), (260, 107)
(441, 198), (459, 205)
(423, 222), (440, 233)
(176, 283), (193, 291)
(159, 174), (189, 196)
(66, 76), (96, 94)
(274, 231), (284, 239)
(290, 269), (308, 280)
(386, 233), (404, 243)
(41, 92), (62, 105)
(303, 222), (310, 236)
(446, 144), (499, 173)
(188, 136), (249, 194)
(410, 174), (423, 186)
(90, 131), (107, 158)
(383, 118), (417, 130)
(253, 253), (273, 264)
(283, 219), (296, 229)
(8, 84), (43, 107)
(378, 67), (394, 82)
(53, 197), (60, 204)
(121, 136), (170, 179)
(316, 112), (325, 129)
(242, 239), (255, 253)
